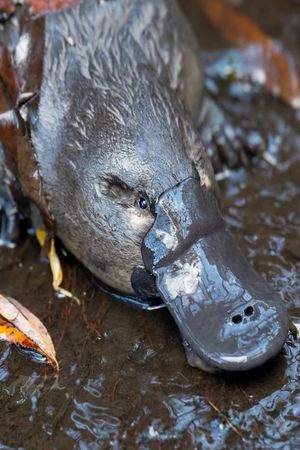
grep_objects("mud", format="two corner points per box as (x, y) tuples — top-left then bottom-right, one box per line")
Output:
(0, 0), (300, 448)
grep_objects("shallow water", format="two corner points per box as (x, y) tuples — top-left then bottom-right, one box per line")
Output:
(1, 0), (300, 449)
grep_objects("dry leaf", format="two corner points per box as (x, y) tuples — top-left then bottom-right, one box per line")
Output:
(36, 229), (80, 304)
(0, 1), (15, 14)
(36, 228), (47, 248)
(49, 239), (64, 290)
(0, 293), (59, 369)
(197, 0), (300, 108)
(0, 0), (80, 15)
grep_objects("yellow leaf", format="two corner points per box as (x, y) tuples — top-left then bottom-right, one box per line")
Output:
(36, 230), (80, 304)
(36, 228), (47, 247)
(49, 239), (63, 289)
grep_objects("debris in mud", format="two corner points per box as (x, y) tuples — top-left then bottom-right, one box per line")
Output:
(0, 293), (58, 369)
(197, 0), (300, 108)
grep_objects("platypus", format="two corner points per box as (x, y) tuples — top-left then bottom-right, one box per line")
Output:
(0, 0), (288, 372)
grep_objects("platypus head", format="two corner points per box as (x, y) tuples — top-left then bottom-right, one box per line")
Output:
(36, 71), (288, 373)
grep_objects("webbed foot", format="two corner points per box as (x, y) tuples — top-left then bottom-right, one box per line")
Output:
(0, 186), (18, 247)
(198, 97), (265, 174)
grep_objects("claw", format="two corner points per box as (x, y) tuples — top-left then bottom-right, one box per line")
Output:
(262, 152), (277, 167)
(215, 168), (231, 181)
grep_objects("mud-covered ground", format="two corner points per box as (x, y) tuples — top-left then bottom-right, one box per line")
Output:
(1, 0), (300, 448)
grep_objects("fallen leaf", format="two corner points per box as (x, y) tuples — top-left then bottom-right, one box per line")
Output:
(0, 0), (80, 16)
(0, 293), (59, 370)
(49, 238), (64, 290)
(0, 1), (15, 15)
(36, 229), (80, 304)
(197, 0), (300, 108)
(36, 228), (47, 248)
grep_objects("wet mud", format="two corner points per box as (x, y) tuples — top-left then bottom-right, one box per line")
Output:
(1, 0), (300, 448)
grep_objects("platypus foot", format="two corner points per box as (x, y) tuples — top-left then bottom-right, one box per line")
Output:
(205, 125), (266, 173)
(0, 186), (19, 247)
(198, 97), (265, 173)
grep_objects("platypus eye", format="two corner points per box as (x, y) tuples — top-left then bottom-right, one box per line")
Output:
(139, 197), (148, 210)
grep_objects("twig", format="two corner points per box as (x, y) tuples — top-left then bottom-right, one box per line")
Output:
(206, 397), (243, 438)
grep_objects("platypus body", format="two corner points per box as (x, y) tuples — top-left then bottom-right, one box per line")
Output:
(0, 0), (288, 372)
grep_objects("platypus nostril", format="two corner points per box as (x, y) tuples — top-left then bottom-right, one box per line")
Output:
(232, 306), (254, 324)
(232, 314), (243, 324)
(244, 306), (254, 317)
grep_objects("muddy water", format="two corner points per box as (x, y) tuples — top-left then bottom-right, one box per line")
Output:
(1, 1), (300, 449)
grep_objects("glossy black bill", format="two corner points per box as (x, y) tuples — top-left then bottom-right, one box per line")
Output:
(141, 177), (288, 372)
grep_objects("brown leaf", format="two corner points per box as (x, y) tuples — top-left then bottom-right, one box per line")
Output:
(0, 294), (59, 370)
(0, 0), (80, 15)
(197, 0), (300, 108)
(0, 1), (15, 15)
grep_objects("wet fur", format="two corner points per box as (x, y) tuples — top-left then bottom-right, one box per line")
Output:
(1, 0), (216, 293)
(31, 0), (215, 293)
